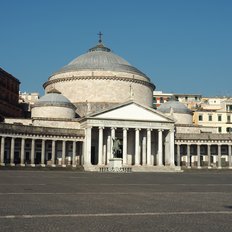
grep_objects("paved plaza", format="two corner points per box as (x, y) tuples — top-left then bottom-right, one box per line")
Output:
(0, 169), (232, 232)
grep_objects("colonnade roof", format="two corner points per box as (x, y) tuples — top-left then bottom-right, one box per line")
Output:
(176, 133), (232, 140)
(0, 123), (84, 137)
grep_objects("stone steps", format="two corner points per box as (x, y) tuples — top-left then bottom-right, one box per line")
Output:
(132, 165), (182, 172)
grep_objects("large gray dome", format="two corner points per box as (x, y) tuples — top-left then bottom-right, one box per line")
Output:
(157, 100), (192, 114)
(52, 43), (150, 81)
(43, 40), (155, 114)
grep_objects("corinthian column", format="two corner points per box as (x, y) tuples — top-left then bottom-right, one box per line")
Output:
(169, 129), (175, 166)
(146, 129), (152, 166)
(110, 127), (116, 159)
(84, 127), (92, 165)
(123, 128), (128, 165)
(157, 129), (163, 166)
(142, 135), (147, 165)
(135, 128), (140, 165)
(98, 127), (104, 165)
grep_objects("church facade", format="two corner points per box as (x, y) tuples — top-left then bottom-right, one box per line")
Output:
(1, 37), (231, 171)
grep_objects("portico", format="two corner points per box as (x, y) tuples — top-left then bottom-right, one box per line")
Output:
(80, 101), (178, 171)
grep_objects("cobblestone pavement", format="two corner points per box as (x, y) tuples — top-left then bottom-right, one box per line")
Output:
(0, 170), (232, 231)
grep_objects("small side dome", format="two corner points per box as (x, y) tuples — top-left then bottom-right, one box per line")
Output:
(157, 99), (193, 124)
(31, 89), (76, 119)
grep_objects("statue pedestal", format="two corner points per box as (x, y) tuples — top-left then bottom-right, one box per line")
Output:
(99, 158), (131, 173)
(109, 158), (123, 168)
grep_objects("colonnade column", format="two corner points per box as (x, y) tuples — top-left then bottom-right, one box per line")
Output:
(20, 138), (25, 167)
(229, 145), (232, 169)
(110, 127), (116, 159)
(169, 129), (175, 166)
(218, 144), (222, 169)
(0, 137), (5, 166)
(157, 129), (163, 166)
(123, 128), (128, 165)
(85, 127), (92, 165)
(41, 139), (45, 167)
(61, 140), (66, 167)
(207, 144), (211, 169)
(146, 129), (152, 166)
(197, 144), (201, 169)
(187, 144), (190, 168)
(72, 141), (76, 167)
(10, 137), (15, 166)
(177, 144), (180, 167)
(98, 127), (104, 165)
(51, 140), (56, 167)
(135, 128), (140, 165)
(30, 139), (35, 167)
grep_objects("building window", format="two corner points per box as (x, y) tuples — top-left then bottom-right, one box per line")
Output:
(160, 97), (164, 103)
(226, 105), (232, 112)
(208, 115), (212, 121)
(226, 127), (231, 133)
(199, 115), (203, 121)
(218, 127), (222, 133)
(227, 115), (231, 122)
(218, 115), (222, 121)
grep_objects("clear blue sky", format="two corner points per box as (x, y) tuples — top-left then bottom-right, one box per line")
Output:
(1, 0), (231, 97)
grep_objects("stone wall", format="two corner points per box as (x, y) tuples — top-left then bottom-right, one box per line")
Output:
(44, 69), (154, 112)
(33, 119), (80, 129)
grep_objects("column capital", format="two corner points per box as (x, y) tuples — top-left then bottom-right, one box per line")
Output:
(158, 129), (164, 132)
(98, 126), (104, 130)
(135, 128), (141, 131)
(147, 128), (153, 131)
(111, 127), (117, 130)
(123, 127), (129, 131)
(169, 128), (175, 133)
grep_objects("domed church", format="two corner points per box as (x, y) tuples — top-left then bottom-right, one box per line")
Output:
(44, 36), (154, 116)
(0, 35), (179, 172)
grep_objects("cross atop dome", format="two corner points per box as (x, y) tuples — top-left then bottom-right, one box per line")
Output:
(98, 31), (103, 43)
(88, 32), (111, 52)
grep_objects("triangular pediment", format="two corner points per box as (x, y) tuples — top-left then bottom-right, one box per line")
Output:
(91, 102), (173, 122)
